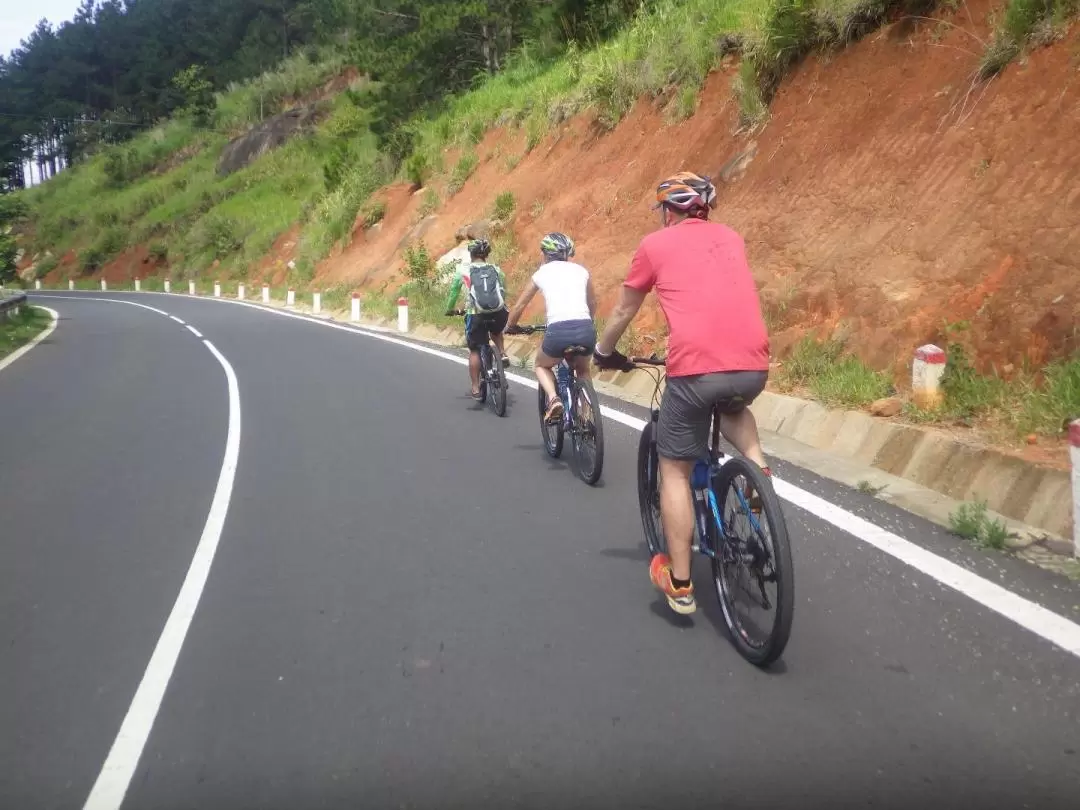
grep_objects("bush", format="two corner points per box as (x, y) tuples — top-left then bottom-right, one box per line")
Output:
(79, 245), (106, 272)
(34, 254), (59, 279)
(405, 152), (429, 188)
(949, 500), (1010, 550)
(191, 213), (243, 259)
(492, 191), (516, 220)
(403, 241), (437, 289)
(448, 151), (479, 197)
(360, 201), (386, 228)
(148, 242), (169, 262)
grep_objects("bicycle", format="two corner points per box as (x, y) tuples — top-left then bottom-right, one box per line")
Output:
(451, 310), (509, 417)
(509, 325), (604, 485)
(630, 355), (794, 667)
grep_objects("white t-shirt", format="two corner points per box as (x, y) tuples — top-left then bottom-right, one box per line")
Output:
(532, 260), (592, 325)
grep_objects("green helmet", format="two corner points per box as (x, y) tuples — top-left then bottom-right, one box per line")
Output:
(540, 232), (575, 261)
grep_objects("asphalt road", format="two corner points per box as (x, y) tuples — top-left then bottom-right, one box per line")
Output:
(3, 292), (1079, 810)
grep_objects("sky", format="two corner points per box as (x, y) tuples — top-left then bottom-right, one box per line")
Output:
(1, 0), (85, 59)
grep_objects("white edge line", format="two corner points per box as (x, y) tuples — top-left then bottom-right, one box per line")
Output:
(35, 290), (1080, 660)
(82, 338), (241, 810)
(169, 315), (185, 325)
(185, 325), (203, 338)
(0, 305), (58, 374)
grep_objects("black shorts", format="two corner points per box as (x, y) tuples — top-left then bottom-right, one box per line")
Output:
(540, 319), (597, 358)
(656, 371), (768, 461)
(465, 309), (508, 351)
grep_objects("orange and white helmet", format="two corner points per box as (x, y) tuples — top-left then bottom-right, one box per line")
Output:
(654, 172), (717, 212)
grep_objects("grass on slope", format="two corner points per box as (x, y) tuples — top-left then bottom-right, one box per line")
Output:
(19, 50), (381, 285)
(0, 306), (52, 361)
(406, 0), (932, 172)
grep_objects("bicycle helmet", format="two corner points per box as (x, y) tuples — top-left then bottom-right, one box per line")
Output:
(539, 232), (575, 261)
(468, 238), (491, 259)
(654, 171), (718, 213)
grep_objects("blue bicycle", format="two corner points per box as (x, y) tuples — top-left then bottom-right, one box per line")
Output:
(512, 325), (604, 486)
(631, 355), (794, 667)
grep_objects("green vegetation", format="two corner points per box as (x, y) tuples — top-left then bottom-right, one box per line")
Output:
(949, 501), (1010, 550)
(778, 337), (892, 408)
(492, 191), (517, 221)
(980, 0), (1078, 78)
(903, 343), (1080, 439)
(0, 306), (52, 360)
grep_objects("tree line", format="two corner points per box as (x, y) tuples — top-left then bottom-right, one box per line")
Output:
(0, 0), (645, 192)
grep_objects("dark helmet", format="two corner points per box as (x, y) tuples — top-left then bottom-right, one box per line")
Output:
(539, 232), (575, 261)
(468, 238), (491, 259)
(654, 171), (718, 213)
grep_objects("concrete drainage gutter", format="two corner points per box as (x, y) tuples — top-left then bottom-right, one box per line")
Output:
(403, 321), (1075, 562)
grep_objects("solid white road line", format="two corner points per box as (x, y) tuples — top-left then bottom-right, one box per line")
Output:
(35, 291), (1080, 661)
(34, 295), (241, 810)
(0, 306), (58, 375)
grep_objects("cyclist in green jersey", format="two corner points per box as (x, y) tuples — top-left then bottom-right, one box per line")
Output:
(445, 239), (510, 400)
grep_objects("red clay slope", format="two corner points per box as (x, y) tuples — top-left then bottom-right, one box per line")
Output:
(318, 4), (1079, 378)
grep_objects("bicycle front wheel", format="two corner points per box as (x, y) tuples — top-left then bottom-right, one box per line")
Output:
(538, 384), (564, 457)
(570, 378), (604, 485)
(710, 457), (794, 667)
(636, 421), (664, 557)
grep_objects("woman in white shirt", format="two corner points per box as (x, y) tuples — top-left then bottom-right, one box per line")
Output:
(506, 232), (597, 423)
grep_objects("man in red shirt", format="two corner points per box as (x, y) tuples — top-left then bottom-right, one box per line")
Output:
(595, 172), (771, 615)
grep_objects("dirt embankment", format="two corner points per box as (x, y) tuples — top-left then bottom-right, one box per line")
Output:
(312, 4), (1078, 380)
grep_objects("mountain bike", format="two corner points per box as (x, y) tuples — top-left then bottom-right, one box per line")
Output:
(452, 310), (508, 417)
(511, 325), (604, 485)
(630, 355), (794, 667)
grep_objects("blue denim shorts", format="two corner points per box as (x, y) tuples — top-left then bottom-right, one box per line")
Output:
(541, 319), (597, 358)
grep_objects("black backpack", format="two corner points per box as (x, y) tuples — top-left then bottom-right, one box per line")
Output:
(468, 263), (506, 313)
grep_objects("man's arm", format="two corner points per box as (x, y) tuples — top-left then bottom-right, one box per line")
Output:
(596, 285), (648, 355)
(444, 273), (463, 314)
(585, 276), (598, 320)
(506, 281), (539, 329)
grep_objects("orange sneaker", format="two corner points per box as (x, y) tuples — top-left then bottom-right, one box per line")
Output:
(649, 553), (696, 615)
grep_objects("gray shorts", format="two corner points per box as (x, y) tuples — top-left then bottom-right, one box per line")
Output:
(657, 371), (768, 461)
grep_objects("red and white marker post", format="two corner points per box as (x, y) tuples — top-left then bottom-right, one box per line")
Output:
(397, 296), (409, 333)
(912, 344), (946, 410)
(351, 292), (361, 322)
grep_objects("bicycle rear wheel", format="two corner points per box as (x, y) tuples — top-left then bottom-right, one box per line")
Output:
(710, 458), (794, 667)
(636, 421), (665, 556)
(477, 347), (490, 404)
(570, 378), (604, 485)
(538, 384), (564, 457)
(491, 346), (508, 417)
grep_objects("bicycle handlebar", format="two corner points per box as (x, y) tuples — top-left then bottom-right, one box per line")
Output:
(628, 354), (667, 367)
(507, 324), (546, 335)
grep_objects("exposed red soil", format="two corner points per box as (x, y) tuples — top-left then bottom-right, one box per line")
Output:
(319, 7), (1079, 382)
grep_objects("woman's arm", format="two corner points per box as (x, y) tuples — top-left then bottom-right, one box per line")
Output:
(506, 281), (539, 329)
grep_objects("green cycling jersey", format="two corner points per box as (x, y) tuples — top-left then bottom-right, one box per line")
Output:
(444, 260), (507, 315)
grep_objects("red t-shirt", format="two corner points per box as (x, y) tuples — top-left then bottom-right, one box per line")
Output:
(625, 218), (769, 377)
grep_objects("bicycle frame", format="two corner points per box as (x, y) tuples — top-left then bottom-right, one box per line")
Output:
(641, 367), (765, 560)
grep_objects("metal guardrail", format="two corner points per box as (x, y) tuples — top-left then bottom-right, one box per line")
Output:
(0, 291), (29, 321)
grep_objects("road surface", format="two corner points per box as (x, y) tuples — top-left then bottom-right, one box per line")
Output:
(2, 292), (1078, 810)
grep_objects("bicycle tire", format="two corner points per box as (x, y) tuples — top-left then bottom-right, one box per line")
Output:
(636, 421), (665, 556)
(478, 347), (490, 404)
(492, 348), (508, 417)
(570, 378), (604, 485)
(710, 458), (794, 667)
(538, 383), (564, 458)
